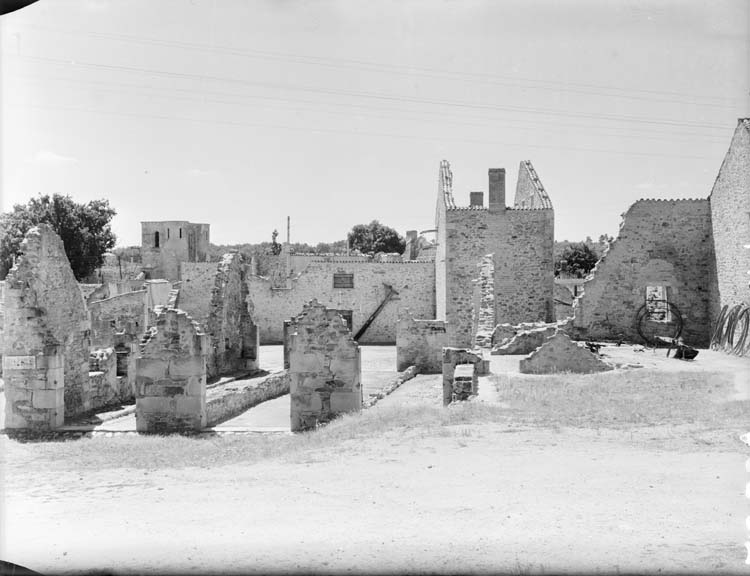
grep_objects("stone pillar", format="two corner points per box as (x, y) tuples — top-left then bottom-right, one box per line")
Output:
(289, 300), (362, 432)
(488, 168), (506, 213)
(135, 308), (207, 433)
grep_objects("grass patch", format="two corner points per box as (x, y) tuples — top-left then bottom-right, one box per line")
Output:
(2, 368), (745, 474)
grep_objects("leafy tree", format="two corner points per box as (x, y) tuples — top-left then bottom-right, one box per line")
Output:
(556, 242), (599, 278)
(0, 194), (116, 280)
(347, 220), (405, 255)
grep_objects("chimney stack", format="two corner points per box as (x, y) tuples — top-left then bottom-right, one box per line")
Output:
(488, 168), (506, 213)
(469, 191), (484, 208)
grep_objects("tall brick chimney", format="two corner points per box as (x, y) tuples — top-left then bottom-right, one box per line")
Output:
(469, 191), (484, 208)
(488, 168), (506, 213)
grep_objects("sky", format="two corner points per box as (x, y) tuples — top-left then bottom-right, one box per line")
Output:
(0, 0), (748, 247)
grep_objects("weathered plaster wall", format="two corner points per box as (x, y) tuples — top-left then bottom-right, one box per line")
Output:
(135, 308), (208, 432)
(204, 253), (259, 379)
(2, 225), (91, 421)
(572, 200), (716, 346)
(396, 311), (448, 373)
(710, 119), (750, 312)
(289, 300), (361, 432)
(248, 260), (435, 344)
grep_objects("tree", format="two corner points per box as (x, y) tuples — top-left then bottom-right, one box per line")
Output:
(556, 242), (599, 278)
(0, 194), (116, 280)
(347, 220), (405, 255)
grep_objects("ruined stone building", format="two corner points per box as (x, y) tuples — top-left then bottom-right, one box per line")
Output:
(434, 160), (554, 347)
(141, 221), (210, 281)
(571, 118), (750, 347)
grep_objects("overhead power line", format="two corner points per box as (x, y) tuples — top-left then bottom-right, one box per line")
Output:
(11, 22), (747, 110)
(8, 53), (740, 132)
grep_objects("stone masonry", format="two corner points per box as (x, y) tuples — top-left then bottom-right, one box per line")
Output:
(2, 225), (90, 426)
(709, 118), (750, 312)
(435, 161), (554, 348)
(135, 308), (208, 433)
(519, 331), (614, 374)
(204, 253), (259, 379)
(472, 254), (495, 348)
(289, 300), (362, 432)
(396, 310), (449, 373)
(572, 200), (716, 346)
(441, 347), (489, 405)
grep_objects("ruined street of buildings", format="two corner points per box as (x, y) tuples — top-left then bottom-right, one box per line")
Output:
(1, 120), (749, 574)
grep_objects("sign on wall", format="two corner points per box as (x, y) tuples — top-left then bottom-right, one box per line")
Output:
(2, 355), (37, 370)
(645, 285), (671, 323)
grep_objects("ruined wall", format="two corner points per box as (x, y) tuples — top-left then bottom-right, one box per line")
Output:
(88, 290), (147, 348)
(572, 200), (716, 346)
(396, 311), (448, 373)
(248, 260), (435, 344)
(179, 261), (222, 326)
(444, 206), (554, 347)
(135, 308), (207, 432)
(472, 254), (495, 348)
(204, 253), (259, 379)
(2, 225), (91, 422)
(141, 221), (210, 281)
(514, 161), (553, 210)
(710, 118), (750, 312)
(289, 300), (361, 432)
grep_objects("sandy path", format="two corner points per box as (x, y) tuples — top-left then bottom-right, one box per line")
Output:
(1, 425), (745, 574)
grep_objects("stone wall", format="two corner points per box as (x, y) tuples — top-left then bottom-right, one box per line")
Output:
(88, 347), (133, 406)
(472, 254), (495, 348)
(178, 262), (218, 325)
(205, 371), (290, 427)
(88, 290), (147, 348)
(248, 260), (435, 344)
(572, 199), (717, 346)
(435, 162), (554, 348)
(396, 311), (448, 373)
(443, 206), (554, 346)
(441, 347), (489, 405)
(204, 253), (259, 379)
(135, 308), (207, 432)
(289, 300), (362, 432)
(710, 119), (750, 312)
(2, 225), (91, 421)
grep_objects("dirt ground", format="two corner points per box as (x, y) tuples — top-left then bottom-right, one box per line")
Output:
(0, 345), (748, 574)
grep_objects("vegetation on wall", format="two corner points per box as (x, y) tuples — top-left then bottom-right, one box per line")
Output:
(347, 220), (406, 255)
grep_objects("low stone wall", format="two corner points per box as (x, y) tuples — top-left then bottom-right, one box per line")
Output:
(396, 311), (448, 373)
(206, 371), (290, 427)
(363, 365), (418, 408)
(442, 347), (489, 405)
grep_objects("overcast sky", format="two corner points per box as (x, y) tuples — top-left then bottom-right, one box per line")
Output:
(1, 0), (748, 247)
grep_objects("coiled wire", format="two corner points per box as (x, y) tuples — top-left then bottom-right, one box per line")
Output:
(711, 303), (750, 356)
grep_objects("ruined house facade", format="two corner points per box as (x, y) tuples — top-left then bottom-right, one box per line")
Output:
(572, 118), (750, 347)
(141, 221), (210, 281)
(434, 160), (555, 347)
